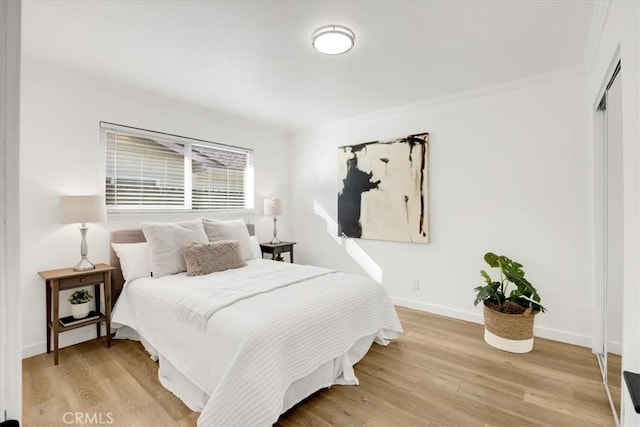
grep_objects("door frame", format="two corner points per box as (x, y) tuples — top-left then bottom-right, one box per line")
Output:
(0, 0), (22, 422)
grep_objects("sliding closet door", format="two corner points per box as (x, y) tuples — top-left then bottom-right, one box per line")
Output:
(605, 68), (623, 420)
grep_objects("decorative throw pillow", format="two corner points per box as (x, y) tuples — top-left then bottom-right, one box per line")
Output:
(111, 242), (150, 282)
(181, 240), (248, 276)
(202, 218), (255, 260)
(142, 220), (209, 278)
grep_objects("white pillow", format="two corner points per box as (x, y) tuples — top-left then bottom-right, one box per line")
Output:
(111, 242), (150, 282)
(142, 220), (209, 278)
(202, 218), (255, 260)
(249, 235), (261, 259)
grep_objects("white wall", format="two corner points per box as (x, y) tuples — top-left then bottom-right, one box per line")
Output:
(0, 0), (22, 422)
(290, 74), (592, 347)
(588, 1), (640, 425)
(20, 59), (292, 357)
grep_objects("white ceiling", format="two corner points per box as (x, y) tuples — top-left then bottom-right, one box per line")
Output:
(21, 0), (595, 131)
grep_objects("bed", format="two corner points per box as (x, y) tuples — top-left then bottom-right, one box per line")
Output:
(109, 220), (403, 426)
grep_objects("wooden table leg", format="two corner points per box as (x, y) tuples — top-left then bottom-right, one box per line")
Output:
(94, 282), (101, 340)
(104, 271), (111, 347)
(52, 279), (59, 365)
(290, 247), (294, 263)
(46, 280), (51, 353)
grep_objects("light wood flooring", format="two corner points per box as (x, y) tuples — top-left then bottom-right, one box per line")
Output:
(23, 307), (617, 426)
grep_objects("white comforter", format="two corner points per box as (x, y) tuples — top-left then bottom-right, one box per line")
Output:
(112, 259), (403, 426)
(175, 262), (337, 329)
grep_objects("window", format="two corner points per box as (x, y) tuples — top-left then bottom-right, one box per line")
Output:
(102, 122), (254, 212)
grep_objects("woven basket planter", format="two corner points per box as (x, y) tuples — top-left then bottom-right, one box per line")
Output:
(483, 303), (538, 353)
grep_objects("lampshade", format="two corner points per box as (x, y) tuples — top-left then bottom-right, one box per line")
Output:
(312, 25), (355, 55)
(264, 198), (284, 216)
(59, 195), (107, 224)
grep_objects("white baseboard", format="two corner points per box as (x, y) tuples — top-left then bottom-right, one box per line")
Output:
(535, 325), (592, 348)
(392, 297), (484, 324)
(391, 297), (593, 348)
(607, 340), (622, 355)
(22, 324), (107, 359)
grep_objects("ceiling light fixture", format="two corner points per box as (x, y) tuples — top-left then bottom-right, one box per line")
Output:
(312, 25), (355, 55)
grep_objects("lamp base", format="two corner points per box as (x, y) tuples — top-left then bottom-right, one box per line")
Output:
(270, 216), (281, 245)
(73, 258), (95, 272)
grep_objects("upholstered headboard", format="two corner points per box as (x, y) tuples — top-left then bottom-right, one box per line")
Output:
(109, 223), (255, 306)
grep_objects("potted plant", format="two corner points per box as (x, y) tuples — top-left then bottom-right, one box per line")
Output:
(473, 252), (546, 353)
(68, 289), (93, 319)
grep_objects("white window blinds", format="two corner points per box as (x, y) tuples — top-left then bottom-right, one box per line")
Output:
(191, 144), (249, 210)
(102, 123), (254, 211)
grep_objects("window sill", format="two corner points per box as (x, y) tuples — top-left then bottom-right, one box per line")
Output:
(106, 208), (256, 222)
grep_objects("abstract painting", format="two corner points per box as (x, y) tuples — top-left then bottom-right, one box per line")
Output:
(337, 133), (429, 243)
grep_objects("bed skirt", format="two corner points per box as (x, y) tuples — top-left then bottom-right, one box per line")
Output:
(115, 326), (377, 417)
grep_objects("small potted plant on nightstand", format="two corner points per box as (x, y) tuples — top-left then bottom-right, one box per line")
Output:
(68, 289), (93, 319)
(473, 252), (546, 353)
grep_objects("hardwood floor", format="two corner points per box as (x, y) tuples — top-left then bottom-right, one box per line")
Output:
(23, 307), (616, 426)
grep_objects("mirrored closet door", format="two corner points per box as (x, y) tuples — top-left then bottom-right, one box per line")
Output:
(596, 60), (622, 425)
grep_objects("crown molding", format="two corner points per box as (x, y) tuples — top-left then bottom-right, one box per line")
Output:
(21, 56), (289, 136)
(583, 0), (612, 73)
(297, 66), (585, 135)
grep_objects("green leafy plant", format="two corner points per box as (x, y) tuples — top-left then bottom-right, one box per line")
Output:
(473, 252), (546, 314)
(68, 289), (93, 305)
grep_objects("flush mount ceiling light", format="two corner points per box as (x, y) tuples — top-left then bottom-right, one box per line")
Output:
(312, 25), (355, 55)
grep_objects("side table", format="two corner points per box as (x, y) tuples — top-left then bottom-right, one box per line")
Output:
(259, 242), (296, 263)
(37, 263), (115, 365)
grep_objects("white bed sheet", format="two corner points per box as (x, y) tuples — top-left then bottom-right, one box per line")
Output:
(112, 259), (403, 426)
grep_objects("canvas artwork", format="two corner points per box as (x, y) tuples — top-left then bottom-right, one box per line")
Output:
(337, 133), (429, 243)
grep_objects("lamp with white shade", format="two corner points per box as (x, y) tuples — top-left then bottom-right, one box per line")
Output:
(264, 198), (284, 244)
(59, 195), (107, 271)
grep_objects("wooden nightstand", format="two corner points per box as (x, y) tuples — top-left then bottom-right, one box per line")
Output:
(38, 263), (115, 365)
(260, 241), (296, 263)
